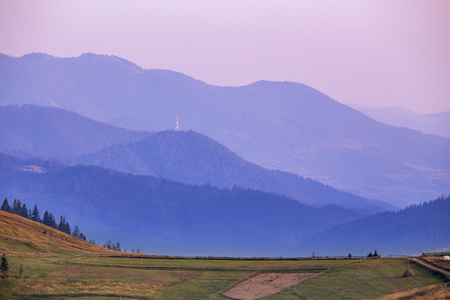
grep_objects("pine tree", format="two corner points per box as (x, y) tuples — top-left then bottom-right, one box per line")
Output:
(12, 199), (19, 214)
(0, 198), (10, 212)
(31, 205), (41, 222)
(43, 211), (57, 229)
(21, 203), (28, 218)
(58, 216), (71, 235)
(0, 254), (8, 276)
(72, 225), (81, 238)
(49, 213), (57, 228)
(115, 242), (121, 252)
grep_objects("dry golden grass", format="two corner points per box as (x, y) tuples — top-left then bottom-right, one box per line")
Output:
(16, 279), (159, 298)
(14, 264), (196, 298)
(0, 210), (116, 255)
(47, 265), (196, 284)
(375, 282), (450, 300)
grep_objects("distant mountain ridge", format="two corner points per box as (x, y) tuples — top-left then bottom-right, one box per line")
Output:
(78, 129), (393, 213)
(0, 153), (364, 257)
(348, 104), (450, 138)
(288, 196), (450, 257)
(0, 105), (391, 213)
(0, 105), (153, 161)
(1, 53), (449, 205)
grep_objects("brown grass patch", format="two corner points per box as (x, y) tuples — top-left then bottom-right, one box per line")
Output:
(15, 265), (196, 298)
(223, 272), (322, 300)
(48, 265), (195, 285)
(375, 282), (450, 300)
(16, 279), (159, 298)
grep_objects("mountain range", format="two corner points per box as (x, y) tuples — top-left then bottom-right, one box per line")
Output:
(1, 53), (449, 205)
(0, 105), (392, 214)
(1, 152), (447, 257)
(0, 153), (363, 257)
(0, 104), (152, 161)
(349, 104), (450, 138)
(288, 195), (450, 257)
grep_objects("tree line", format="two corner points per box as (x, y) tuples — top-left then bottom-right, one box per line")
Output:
(1, 197), (86, 240)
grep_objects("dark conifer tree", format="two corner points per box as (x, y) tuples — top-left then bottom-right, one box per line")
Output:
(65, 222), (71, 235)
(0, 254), (8, 276)
(31, 205), (41, 222)
(12, 199), (19, 214)
(58, 216), (71, 235)
(0, 198), (10, 212)
(49, 213), (57, 228)
(43, 211), (50, 225)
(21, 203), (28, 218)
(43, 211), (57, 229)
(72, 225), (81, 238)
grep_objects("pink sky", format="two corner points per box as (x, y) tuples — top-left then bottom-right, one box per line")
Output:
(1, 0), (449, 114)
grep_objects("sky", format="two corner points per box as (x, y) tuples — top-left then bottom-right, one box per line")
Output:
(1, 0), (449, 114)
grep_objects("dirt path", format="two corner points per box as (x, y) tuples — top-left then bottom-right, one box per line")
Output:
(222, 272), (321, 300)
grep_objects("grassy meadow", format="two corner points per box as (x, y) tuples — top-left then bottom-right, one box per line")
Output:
(0, 210), (448, 299)
(0, 255), (448, 299)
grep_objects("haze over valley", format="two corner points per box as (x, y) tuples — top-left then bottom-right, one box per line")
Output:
(0, 53), (449, 256)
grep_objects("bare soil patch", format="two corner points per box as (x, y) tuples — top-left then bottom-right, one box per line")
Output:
(222, 272), (321, 300)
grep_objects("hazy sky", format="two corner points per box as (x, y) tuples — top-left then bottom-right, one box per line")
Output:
(1, 0), (449, 113)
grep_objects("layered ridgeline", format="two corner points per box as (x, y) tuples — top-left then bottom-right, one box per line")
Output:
(0, 105), (152, 161)
(288, 196), (450, 257)
(0, 153), (362, 257)
(77, 129), (393, 213)
(0, 105), (392, 214)
(1, 53), (449, 205)
(348, 104), (450, 138)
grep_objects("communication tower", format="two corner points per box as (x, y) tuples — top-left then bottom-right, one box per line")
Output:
(176, 114), (179, 132)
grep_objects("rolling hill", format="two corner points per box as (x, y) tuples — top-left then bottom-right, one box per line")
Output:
(0, 153), (364, 257)
(288, 195), (450, 257)
(1, 53), (449, 205)
(77, 130), (393, 213)
(0, 209), (116, 255)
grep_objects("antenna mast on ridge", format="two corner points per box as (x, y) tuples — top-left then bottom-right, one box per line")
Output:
(176, 114), (179, 132)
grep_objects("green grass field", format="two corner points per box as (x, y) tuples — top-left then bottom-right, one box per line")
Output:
(0, 255), (447, 299)
(0, 211), (448, 299)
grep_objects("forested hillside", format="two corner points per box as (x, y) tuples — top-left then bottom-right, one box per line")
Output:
(78, 130), (393, 213)
(289, 196), (450, 257)
(0, 153), (362, 257)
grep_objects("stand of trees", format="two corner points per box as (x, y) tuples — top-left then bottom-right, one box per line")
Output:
(1, 197), (86, 241)
(103, 240), (121, 251)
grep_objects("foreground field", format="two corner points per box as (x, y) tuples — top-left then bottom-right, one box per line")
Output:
(0, 211), (448, 299)
(0, 255), (448, 299)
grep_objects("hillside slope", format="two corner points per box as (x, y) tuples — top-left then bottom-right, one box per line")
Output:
(0, 105), (152, 161)
(78, 130), (393, 213)
(288, 196), (450, 257)
(0, 210), (116, 255)
(0, 153), (363, 257)
(1, 53), (449, 205)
